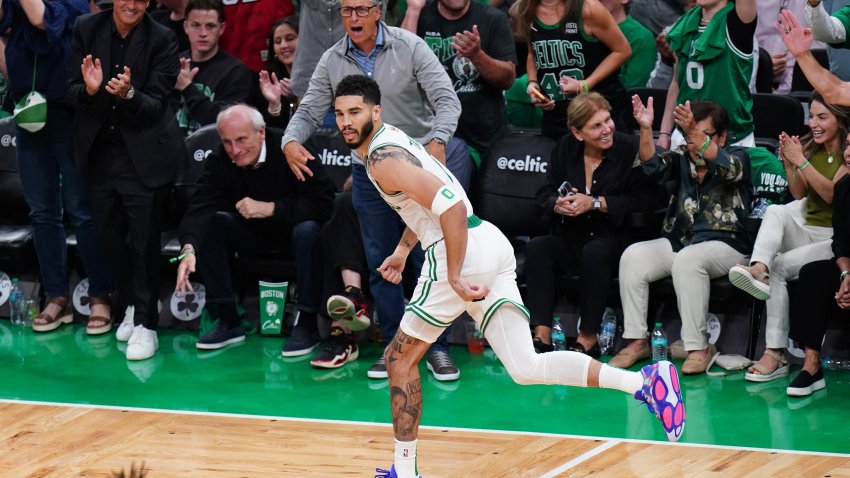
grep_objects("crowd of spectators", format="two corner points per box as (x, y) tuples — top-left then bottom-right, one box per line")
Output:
(3, 0), (850, 399)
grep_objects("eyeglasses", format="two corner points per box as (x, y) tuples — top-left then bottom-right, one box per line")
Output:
(339, 5), (378, 17)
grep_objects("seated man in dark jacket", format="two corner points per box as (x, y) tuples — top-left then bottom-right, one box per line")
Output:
(174, 104), (335, 352)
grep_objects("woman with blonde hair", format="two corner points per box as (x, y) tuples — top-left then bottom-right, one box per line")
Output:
(526, 92), (657, 355)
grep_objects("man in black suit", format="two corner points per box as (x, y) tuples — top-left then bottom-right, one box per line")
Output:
(174, 104), (335, 352)
(68, 0), (186, 361)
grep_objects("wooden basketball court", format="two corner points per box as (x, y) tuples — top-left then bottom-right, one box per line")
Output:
(3, 401), (849, 477)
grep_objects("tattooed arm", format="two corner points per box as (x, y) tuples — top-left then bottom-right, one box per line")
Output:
(378, 226), (420, 285)
(369, 145), (488, 301)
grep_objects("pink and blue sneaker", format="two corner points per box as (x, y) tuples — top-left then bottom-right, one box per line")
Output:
(636, 360), (685, 441)
(375, 465), (422, 478)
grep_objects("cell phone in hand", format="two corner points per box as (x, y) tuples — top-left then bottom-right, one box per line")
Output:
(558, 181), (576, 197)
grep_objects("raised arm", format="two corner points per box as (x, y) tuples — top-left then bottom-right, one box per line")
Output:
(805, 0), (847, 43)
(781, 9), (850, 106)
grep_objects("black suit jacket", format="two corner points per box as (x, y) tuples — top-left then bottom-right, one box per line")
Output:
(67, 11), (186, 188)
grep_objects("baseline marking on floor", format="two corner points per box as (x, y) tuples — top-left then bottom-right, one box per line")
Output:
(539, 439), (620, 478)
(3, 398), (850, 458)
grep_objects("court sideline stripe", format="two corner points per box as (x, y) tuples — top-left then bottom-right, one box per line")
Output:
(538, 440), (620, 478)
(2, 398), (850, 458)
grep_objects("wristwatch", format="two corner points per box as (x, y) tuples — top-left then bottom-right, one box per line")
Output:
(592, 197), (602, 211)
(429, 137), (447, 146)
(121, 86), (135, 100)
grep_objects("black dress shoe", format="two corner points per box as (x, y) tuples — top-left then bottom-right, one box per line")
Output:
(787, 368), (826, 397)
(568, 342), (601, 359)
(532, 337), (553, 354)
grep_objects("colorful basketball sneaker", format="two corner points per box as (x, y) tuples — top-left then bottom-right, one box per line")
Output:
(636, 360), (685, 442)
(375, 465), (422, 478)
(327, 286), (371, 331)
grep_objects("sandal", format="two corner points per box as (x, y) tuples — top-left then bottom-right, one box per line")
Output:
(86, 296), (113, 336)
(32, 296), (74, 333)
(744, 349), (789, 382)
(729, 265), (771, 301)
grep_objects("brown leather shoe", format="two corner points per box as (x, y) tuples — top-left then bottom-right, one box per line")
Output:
(608, 341), (650, 368)
(681, 344), (718, 375)
(32, 296), (74, 333)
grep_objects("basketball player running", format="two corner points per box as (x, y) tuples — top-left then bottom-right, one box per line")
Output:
(332, 75), (685, 478)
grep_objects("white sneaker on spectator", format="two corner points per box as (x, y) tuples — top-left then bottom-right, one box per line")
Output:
(115, 306), (135, 342)
(126, 325), (158, 361)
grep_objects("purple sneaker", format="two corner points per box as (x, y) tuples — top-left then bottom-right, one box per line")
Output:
(375, 465), (422, 478)
(636, 360), (685, 441)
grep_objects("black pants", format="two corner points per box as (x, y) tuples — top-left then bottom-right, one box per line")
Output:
(789, 259), (850, 351)
(526, 234), (636, 334)
(199, 211), (323, 327)
(320, 193), (369, 319)
(88, 142), (171, 330)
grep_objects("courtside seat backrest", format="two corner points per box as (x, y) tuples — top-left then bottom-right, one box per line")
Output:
(624, 88), (668, 133)
(473, 129), (555, 237)
(752, 93), (806, 146)
(0, 117), (27, 225)
(167, 124), (222, 231)
(303, 128), (353, 192)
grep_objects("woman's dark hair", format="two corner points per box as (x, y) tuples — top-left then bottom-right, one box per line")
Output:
(335, 75), (382, 106)
(510, 0), (576, 44)
(265, 15), (299, 78)
(800, 91), (850, 159)
(690, 100), (730, 137)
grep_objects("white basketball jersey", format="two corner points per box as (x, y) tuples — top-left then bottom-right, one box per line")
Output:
(365, 123), (473, 249)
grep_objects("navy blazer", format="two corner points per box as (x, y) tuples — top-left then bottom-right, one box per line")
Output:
(67, 11), (187, 188)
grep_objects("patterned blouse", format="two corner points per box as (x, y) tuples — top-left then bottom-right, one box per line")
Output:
(641, 144), (754, 254)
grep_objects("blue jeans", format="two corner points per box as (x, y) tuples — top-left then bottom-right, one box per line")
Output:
(199, 212), (323, 315)
(351, 163), (449, 353)
(16, 106), (109, 298)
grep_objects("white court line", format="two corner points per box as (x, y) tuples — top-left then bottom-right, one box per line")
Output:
(538, 440), (621, 478)
(2, 398), (850, 458)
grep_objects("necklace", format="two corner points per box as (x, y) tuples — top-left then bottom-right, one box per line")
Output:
(828, 151), (838, 164)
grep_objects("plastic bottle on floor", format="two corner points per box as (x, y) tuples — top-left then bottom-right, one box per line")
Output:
(466, 318), (485, 354)
(9, 278), (24, 326)
(551, 317), (566, 351)
(651, 322), (668, 362)
(598, 308), (617, 356)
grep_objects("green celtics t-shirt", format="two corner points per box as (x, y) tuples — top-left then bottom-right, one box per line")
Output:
(746, 147), (789, 204)
(618, 15), (656, 89)
(417, 0), (517, 154)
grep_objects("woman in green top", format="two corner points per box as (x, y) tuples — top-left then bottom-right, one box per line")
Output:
(729, 92), (850, 382)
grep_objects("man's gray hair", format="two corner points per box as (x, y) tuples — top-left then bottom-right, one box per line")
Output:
(216, 104), (266, 133)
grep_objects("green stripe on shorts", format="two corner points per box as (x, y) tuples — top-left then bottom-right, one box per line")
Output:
(480, 299), (530, 334)
(405, 303), (451, 328)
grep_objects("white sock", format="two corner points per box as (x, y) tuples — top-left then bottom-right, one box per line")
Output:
(598, 364), (644, 395)
(394, 439), (418, 477)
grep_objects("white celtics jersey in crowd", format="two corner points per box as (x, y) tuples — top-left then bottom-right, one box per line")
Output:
(365, 123), (473, 250)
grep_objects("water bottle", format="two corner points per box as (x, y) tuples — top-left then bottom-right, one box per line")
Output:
(598, 308), (617, 356)
(822, 355), (850, 371)
(651, 322), (668, 362)
(551, 317), (566, 351)
(465, 318), (485, 354)
(9, 278), (24, 326)
(749, 197), (771, 219)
